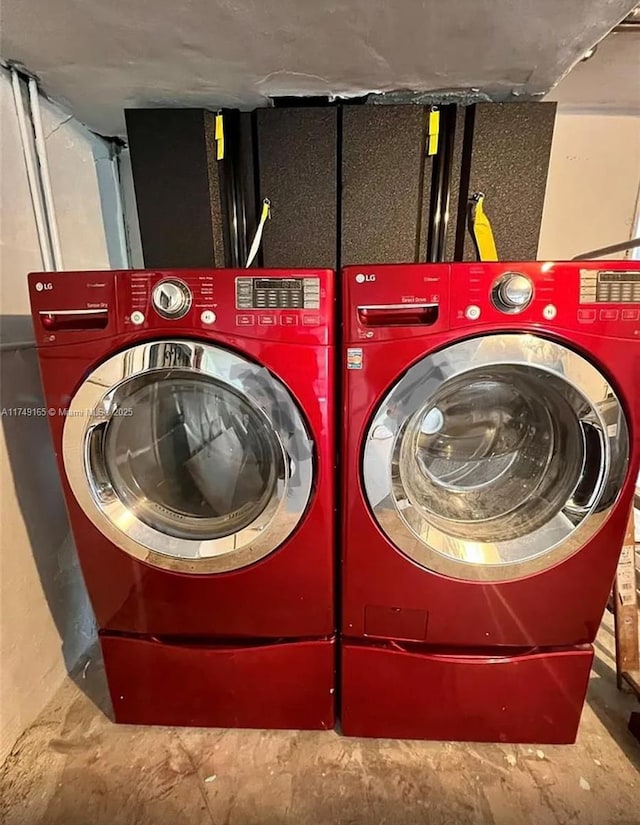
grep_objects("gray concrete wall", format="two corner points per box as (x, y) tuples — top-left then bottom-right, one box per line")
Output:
(0, 69), (125, 764)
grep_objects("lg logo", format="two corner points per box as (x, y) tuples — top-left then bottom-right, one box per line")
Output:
(35, 282), (53, 292)
(355, 273), (376, 283)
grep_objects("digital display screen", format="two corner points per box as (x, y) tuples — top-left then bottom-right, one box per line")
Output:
(599, 272), (640, 283)
(254, 278), (302, 290)
(236, 277), (320, 310)
(579, 270), (640, 304)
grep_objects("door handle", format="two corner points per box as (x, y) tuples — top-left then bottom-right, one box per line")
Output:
(40, 309), (108, 331)
(568, 420), (606, 513)
(357, 304), (439, 327)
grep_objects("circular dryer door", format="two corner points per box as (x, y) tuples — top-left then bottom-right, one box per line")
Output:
(362, 333), (629, 582)
(63, 340), (314, 573)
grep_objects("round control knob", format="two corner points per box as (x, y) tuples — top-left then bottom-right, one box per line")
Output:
(152, 279), (192, 319)
(493, 272), (533, 313)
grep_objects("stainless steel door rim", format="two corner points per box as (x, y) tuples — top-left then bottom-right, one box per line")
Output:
(63, 340), (314, 574)
(362, 333), (629, 582)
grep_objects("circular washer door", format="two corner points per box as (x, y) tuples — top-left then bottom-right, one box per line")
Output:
(63, 340), (314, 573)
(362, 333), (629, 582)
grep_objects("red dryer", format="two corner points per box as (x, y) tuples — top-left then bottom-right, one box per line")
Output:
(29, 268), (335, 730)
(341, 261), (639, 743)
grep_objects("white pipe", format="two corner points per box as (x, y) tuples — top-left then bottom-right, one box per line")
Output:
(112, 153), (131, 268)
(28, 77), (64, 270)
(10, 69), (54, 270)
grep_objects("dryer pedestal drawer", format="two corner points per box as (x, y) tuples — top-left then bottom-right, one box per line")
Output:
(101, 633), (336, 730)
(341, 641), (593, 744)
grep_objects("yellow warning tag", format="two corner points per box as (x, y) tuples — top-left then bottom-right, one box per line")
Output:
(427, 109), (440, 156)
(215, 113), (224, 160)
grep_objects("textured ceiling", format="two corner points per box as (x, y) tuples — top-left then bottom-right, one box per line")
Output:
(2, 0), (637, 136)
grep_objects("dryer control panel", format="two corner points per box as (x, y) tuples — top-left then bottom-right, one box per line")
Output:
(28, 268), (335, 346)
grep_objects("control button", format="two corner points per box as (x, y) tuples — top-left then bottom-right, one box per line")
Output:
(492, 272), (534, 313)
(542, 304), (557, 320)
(578, 309), (596, 322)
(236, 314), (255, 326)
(280, 314), (299, 326)
(302, 314), (321, 326)
(130, 311), (145, 325)
(622, 309), (639, 321)
(152, 279), (192, 319)
(200, 310), (216, 325)
(465, 305), (481, 321)
(599, 309), (619, 321)
(258, 314), (276, 326)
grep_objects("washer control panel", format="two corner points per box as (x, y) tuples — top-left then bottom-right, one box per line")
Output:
(152, 279), (192, 319)
(341, 263), (640, 343)
(448, 262), (640, 336)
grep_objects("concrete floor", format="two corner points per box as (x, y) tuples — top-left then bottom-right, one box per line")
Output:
(1, 618), (639, 825)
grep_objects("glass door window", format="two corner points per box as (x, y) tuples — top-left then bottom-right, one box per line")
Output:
(101, 374), (281, 540)
(63, 341), (314, 574)
(363, 334), (629, 581)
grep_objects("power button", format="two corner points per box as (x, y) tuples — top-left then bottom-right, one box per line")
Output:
(465, 305), (481, 321)
(130, 311), (145, 325)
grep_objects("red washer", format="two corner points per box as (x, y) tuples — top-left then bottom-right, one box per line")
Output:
(30, 268), (336, 730)
(341, 261), (640, 743)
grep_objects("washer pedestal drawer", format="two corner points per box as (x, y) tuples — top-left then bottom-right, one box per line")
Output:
(341, 640), (593, 744)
